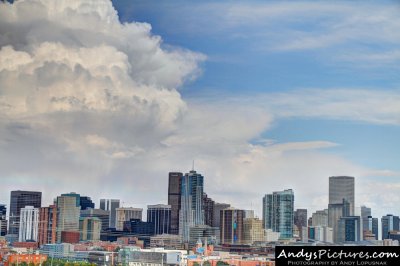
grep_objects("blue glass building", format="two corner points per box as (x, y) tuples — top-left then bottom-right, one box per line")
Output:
(179, 170), (204, 243)
(262, 189), (294, 239)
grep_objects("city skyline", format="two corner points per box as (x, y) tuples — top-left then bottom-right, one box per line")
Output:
(0, 170), (395, 243)
(0, 0), (399, 223)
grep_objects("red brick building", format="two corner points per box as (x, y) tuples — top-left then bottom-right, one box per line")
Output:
(61, 231), (80, 244)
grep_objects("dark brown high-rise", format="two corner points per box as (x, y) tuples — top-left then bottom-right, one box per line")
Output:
(202, 193), (214, 227)
(220, 208), (245, 244)
(168, 172), (182, 235)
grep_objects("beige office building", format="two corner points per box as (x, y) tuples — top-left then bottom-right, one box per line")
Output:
(116, 207), (143, 230)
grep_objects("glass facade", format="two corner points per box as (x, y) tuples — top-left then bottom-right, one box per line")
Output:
(179, 170), (204, 242)
(79, 196), (94, 210)
(147, 204), (171, 235)
(9, 190), (42, 236)
(262, 189), (294, 239)
(337, 216), (361, 242)
(381, 214), (400, 240)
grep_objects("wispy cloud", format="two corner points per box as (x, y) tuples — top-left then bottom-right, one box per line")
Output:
(221, 88), (400, 125)
(222, 2), (400, 51)
(157, 1), (400, 66)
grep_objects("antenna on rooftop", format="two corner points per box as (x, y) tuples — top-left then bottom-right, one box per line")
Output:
(192, 160), (195, 171)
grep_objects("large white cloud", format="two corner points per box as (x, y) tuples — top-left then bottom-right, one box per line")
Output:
(0, 0), (205, 204)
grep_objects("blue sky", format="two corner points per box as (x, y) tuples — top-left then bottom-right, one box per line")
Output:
(111, 1), (400, 215)
(112, 1), (400, 173)
(0, 0), (399, 225)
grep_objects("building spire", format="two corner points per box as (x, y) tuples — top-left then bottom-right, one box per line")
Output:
(192, 160), (195, 171)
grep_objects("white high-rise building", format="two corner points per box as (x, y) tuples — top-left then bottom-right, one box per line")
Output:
(19, 206), (39, 242)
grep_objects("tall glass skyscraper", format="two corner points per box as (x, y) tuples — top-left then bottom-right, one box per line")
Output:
(262, 189), (294, 239)
(179, 170), (204, 243)
(9, 190), (42, 236)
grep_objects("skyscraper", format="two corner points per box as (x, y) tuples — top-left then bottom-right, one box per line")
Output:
(0, 204), (7, 236)
(189, 225), (219, 249)
(294, 209), (308, 230)
(79, 217), (101, 241)
(220, 208), (245, 244)
(202, 193), (214, 227)
(179, 170), (204, 242)
(328, 199), (350, 243)
(364, 216), (378, 240)
(168, 172), (182, 235)
(9, 190), (42, 236)
(38, 205), (57, 245)
(361, 206), (371, 219)
(213, 203), (230, 228)
(360, 206), (374, 240)
(311, 209), (328, 227)
(56, 194), (80, 242)
(147, 204), (171, 235)
(18, 206), (39, 242)
(337, 216), (362, 242)
(79, 196), (94, 210)
(328, 176), (354, 243)
(262, 189), (294, 239)
(80, 208), (110, 231)
(329, 176), (355, 215)
(99, 199), (120, 229)
(243, 217), (264, 245)
(381, 214), (400, 240)
(115, 207), (142, 231)
(61, 192), (80, 207)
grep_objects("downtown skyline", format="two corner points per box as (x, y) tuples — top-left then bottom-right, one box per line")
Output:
(0, 173), (390, 242)
(0, 0), (399, 222)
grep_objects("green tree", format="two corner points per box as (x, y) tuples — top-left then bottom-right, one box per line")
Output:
(216, 261), (229, 266)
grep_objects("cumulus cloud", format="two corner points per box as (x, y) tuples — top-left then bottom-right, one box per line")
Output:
(0, 0), (205, 203)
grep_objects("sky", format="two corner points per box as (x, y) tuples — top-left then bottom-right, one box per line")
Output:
(0, 0), (399, 223)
